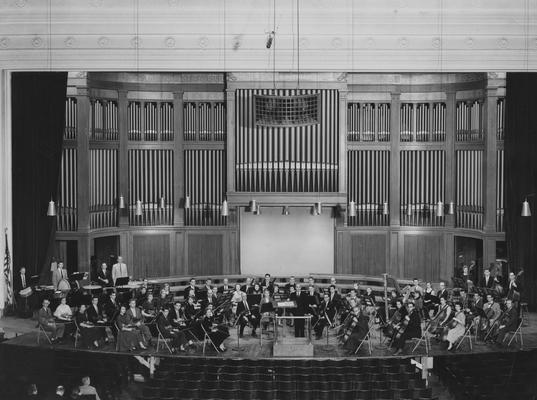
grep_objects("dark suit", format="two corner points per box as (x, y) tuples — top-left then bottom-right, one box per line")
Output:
(13, 273), (28, 293)
(183, 285), (199, 300)
(437, 289), (449, 300)
(496, 306), (519, 344)
(156, 313), (186, 349)
(393, 309), (421, 350)
(38, 307), (63, 338)
(87, 304), (105, 324)
(480, 276), (495, 289)
(97, 270), (113, 287)
(217, 285), (232, 296)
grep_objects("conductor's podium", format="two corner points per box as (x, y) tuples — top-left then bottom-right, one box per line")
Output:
(273, 314), (314, 357)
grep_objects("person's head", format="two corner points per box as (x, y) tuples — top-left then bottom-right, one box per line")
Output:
(486, 294), (493, 302)
(353, 282), (359, 290)
(440, 297), (446, 305)
(42, 299), (50, 309)
(350, 289), (356, 297)
(79, 304), (87, 313)
(235, 283), (241, 291)
(440, 282), (446, 290)
(308, 277), (314, 284)
(265, 273), (271, 280)
(455, 302), (462, 311)
(330, 277), (337, 285)
(174, 301), (181, 310)
(223, 278), (229, 285)
(20, 267), (26, 274)
(188, 288), (195, 298)
(129, 299), (136, 308)
(58, 261), (64, 269)
(246, 277), (252, 285)
(81, 376), (91, 386)
(323, 293), (329, 302)
(329, 285), (336, 293)
(390, 290), (397, 298)
(92, 297), (98, 306)
(119, 305), (126, 315)
(295, 283), (301, 292)
(506, 299), (513, 308)
(463, 266), (469, 274)
(205, 279), (212, 286)
(117, 256), (123, 263)
(426, 282), (432, 289)
(366, 287), (372, 295)
(140, 287), (147, 295)
(273, 285), (279, 293)
(160, 288), (166, 297)
(190, 278), (196, 286)
(308, 285), (315, 293)
(407, 302), (415, 312)
(509, 272), (516, 281)
(188, 296), (194, 304)
(352, 306), (360, 315)
(460, 289), (466, 297)
(396, 299), (403, 308)
(484, 269), (490, 277)
(413, 278), (419, 286)
(164, 282), (170, 290)
(101, 263), (107, 271)
(205, 308), (213, 317)
(263, 289), (270, 297)
(147, 293), (154, 301)
(110, 292), (116, 301)
(56, 385), (65, 396)
(254, 283), (260, 291)
(162, 308), (169, 317)
(289, 276), (295, 284)
(474, 293), (481, 301)
(27, 383), (38, 395)
(60, 297), (67, 305)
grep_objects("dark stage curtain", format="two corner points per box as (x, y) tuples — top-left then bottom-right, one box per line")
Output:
(505, 73), (537, 308)
(11, 72), (67, 279)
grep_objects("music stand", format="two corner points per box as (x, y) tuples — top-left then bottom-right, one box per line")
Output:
(115, 277), (130, 286)
(29, 275), (40, 286)
(70, 272), (85, 281)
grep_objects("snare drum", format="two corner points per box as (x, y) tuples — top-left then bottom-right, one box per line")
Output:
(19, 287), (33, 298)
(57, 278), (71, 291)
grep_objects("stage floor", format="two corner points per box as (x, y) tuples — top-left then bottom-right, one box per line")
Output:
(2, 312), (537, 360)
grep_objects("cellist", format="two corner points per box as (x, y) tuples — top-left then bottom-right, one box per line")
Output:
(392, 302), (421, 355)
(341, 305), (369, 354)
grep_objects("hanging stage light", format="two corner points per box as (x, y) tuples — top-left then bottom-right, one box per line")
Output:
(46, 198), (57, 217)
(135, 200), (143, 216)
(382, 202), (389, 216)
(184, 195), (191, 209)
(521, 199), (532, 217)
(447, 201), (455, 215)
(221, 200), (229, 217)
(348, 200), (356, 217)
(282, 206), (290, 215)
(118, 195), (126, 209)
(249, 200), (257, 213)
(436, 201), (445, 217)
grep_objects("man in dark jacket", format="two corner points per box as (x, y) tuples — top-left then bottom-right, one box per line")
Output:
(392, 302), (421, 355)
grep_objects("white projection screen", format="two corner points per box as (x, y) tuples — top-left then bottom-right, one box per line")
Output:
(240, 207), (334, 276)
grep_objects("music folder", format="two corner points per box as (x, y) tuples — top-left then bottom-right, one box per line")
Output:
(115, 277), (130, 286)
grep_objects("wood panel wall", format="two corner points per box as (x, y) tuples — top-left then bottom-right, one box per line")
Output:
(132, 234), (170, 278)
(350, 233), (387, 276)
(403, 234), (442, 282)
(187, 233), (224, 276)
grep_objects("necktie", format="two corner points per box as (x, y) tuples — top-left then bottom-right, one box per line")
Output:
(22, 274), (25, 288)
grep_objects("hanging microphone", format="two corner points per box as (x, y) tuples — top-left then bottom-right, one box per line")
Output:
(266, 31), (275, 49)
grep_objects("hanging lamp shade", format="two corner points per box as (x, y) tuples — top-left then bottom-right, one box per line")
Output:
(406, 204), (413, 216)
(184, 195), (191, 209)
(282, 206), (290, 215)
(118, 195), (126, 209)
(348, 201), (356, 217)
(436, 201), (444, 217)
(447, 201), (455, 215)
(382, 202), (389, 215)
(46, 198), (56, 217)
(249, 200), (257, 213)
(135, 200), (143, 216)
(221, 200), (229, 217)
(315, 202), (322, 215)
(521, 200), (532, 217)
(254, 206), (262, 215)
(159, 197), (165, 209)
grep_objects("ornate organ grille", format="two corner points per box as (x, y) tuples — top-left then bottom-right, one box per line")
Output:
(183, 102), (226, 141)
(456, 150), (484, 230)
(456, 100), (484, 141)
(90, 99), (118, 141)
(128, 101), (174, 141)
(400, 151), (445, 227)
(347, 151), (390, 226)
(347, 103), (390, 142)
(254, 93), (320, 127)
(184, 150), (226, 226)
(128, 150), (174, 226)
(236, 89), (339, 192)
(400, 102), (446, 142)
(64, 97), (77, 140)
(90, 149), (118, 229)
(57, 148), (78, 231)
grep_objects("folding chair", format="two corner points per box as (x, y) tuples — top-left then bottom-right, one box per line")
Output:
(412, 324), (430, 354)
(354, 322), (374, 355)
(503, 320), (523, 349)
(37, 323), (53, 345)
(200, 323), (220, 355)
(73, 318), (81, 348)
(156, 324), (173, 354)
(455, 319), (475, 351)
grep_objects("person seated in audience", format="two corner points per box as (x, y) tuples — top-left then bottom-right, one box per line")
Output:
(156, 307), (187, 352)
(76, 304), (105, 349)
(392, 302), (421, 355)
(136, 286), (148, 307)
(169, 301), (187, 329)
(96, 263), (112, 287)
(494, 299), (519, 346)
(54, 385), (65, 399)
(79, 376), (100, 400)
(261, 273), (274, 294)
(445, 302), (466, 351)
(183, 278), (199, 300)
(437, 281), (449, 300)
(201, 288), (218, 310)
(38, 299), (64, 342)
(141, 293), (158, 321)
(126, 299), (152, 345)
(217, 278), (232, 296)
(53, 296), (76, 339)
(484, 294), (501, 326)
(116, 305), (146, 351)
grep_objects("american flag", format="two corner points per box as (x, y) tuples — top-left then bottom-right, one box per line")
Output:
(4, 229), (12, 305)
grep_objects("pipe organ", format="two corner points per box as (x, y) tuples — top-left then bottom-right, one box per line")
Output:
(54, 72), (505, 280)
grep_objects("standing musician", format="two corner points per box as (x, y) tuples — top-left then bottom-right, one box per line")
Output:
(261, 274), (274, 294)
(305, 285), (320, 317)
(112, 256), (129, 286)
(340, 305), (369, 354)
(156, 308), (187, 352)
(126, 299), (152, 346)
(392, 302), (421, 355)
(231, 283), (258, 338)
(52, 261), (69, 290)
(217, 278), (232, 296)
(506, 272), (522, 303)
(445, 302), (466, 351)
(313, 293), (336, 339)
(183, 278), (200, 300)
(480, 269), (496, 289)
(494, 299), (519, 346)
(293, 283), (308, 337)
(96, 263), (112, 287)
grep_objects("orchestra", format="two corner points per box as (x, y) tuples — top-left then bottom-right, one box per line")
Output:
(9, 262), (520, 358)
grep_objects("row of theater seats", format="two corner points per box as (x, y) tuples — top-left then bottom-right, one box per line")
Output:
(141, 358), (437, 400)
(434, 351), (537, 400)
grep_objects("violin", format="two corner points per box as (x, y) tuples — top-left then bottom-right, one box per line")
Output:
(341, 312), (359, 345)
(394, 310), (412, 340)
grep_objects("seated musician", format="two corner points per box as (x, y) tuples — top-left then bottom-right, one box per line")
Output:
(494, 299), (519, 346)
(272, 285), (284, 319)
(96, 263), (112, 287)
(261, 273), (274, 294)
(260, 289), (275, 331)
(314, 293), (336, 339)
(437, 281), (449, 300)
(251, 282), (262, 295)
(392, 302), (421, 355)
(136, 286), (148, 307)
(459, 289), (469, 309)
(352, 282), (361, 296)
(126, 299), (152, 346)
(328, 285), (341, 312)
(285, 276), (296, 294)
(53, 296), (76, 339)
(231, 283), (258, 338)
(388, 290), (399, 309)
(217, 278), (232, 296)
(201, 308), (229, 352)
(241, 277), (254, 294)
(156, 308), (187, 352)
(423, 282), (439, 319)
(155, 289), (171, 311)
(184, 294), (201, 321)
(384, 299), (407, 337)
(86, 297), (108, 342)
(362, 287), (377, 317)
(116, 305), (146, 351)
(169, 301), (187, 329)
(484, 294), (501, 327)
(445, 302), (466, 351)
(430, 297), (452, 339)
(75, 304), (106, 349)
(202, 279), (213, 296)
(507, 272), (522, 304)
(141, 293), (158, 322)
(412, 291), (424, 317)
(183, 278), (199, 300)
(103, 291), (120, 322)
(38, 299), (64, 342)
(411, 278), (424, 296)
(201, 288), (218, 310)
(162, 283), (174, 302)
(469, 292), (487, 339)
(341, 305), (369, 353)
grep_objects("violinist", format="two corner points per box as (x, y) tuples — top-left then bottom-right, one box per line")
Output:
(126, 299), (152, 345)
(141, 293), (157, 322)
(445, 302), (466, 351)
(136, 286), (148, 307)
(483, 294), (501, 326)
(383, 299), (407, 342)
(155, 288), (171, 310)
(314, 293), (336, 339)
(183, 278), (199, 300)
(169, 301), (187, 329)
(494, 299), (519, 346)
(341, 305), (369, 354)
(156, 308), (187, 353)
(341, 289), (358, 322)
(261, 273), (274, 294)
(203, 307), (229, 352)
(423, 282), (439, 319)
(328, 285), (341, 313)
(392, 302), (421, 355)
(469, 293), (487, 339)
(429, 297), (452, 339)
(201, 288), (218, 310)
(362, 287), (377, 317)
